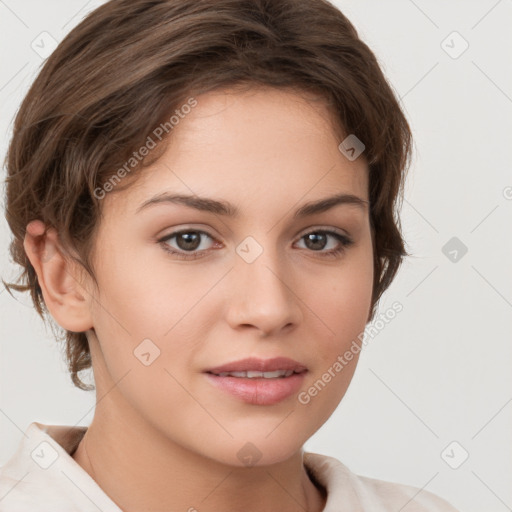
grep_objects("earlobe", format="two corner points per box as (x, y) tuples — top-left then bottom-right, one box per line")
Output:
(23, 219), (93, 332)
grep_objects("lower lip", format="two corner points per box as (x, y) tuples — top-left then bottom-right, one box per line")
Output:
(204, 372), (307, 405)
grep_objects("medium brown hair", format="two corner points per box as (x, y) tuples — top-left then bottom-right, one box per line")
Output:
(3, 0), (412, 390)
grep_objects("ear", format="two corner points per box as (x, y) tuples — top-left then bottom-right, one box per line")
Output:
(23, 220), (93, 332)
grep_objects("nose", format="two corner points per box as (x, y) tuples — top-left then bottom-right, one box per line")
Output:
(225, 244), (303, 337)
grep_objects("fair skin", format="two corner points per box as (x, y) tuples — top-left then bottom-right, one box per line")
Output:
(24, 86), (374, 512)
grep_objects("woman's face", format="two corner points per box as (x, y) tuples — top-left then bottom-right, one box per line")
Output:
(83, 86), (374, 466)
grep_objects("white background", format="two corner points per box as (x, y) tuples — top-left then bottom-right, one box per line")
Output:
(1, 1), (511, 511)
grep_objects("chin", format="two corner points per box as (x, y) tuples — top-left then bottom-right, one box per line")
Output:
(196, 429), (309, 468)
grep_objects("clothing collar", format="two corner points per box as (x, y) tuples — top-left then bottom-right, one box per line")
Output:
(1, 422), (362, 511)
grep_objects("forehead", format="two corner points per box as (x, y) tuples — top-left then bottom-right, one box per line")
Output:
(102, 86), (369, 219)
(169, 85), (347, 158)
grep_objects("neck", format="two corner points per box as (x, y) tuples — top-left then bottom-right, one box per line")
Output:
(72, 397), (326, 512)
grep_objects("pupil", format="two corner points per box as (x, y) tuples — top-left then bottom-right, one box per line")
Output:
(178, 232), (200, 251)
(305, 233), (326, 250)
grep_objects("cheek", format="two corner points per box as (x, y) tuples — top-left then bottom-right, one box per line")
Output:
(297, 285), (370, 432)
(89, 246), (219, 391)
(88, 267), (206, 430)
(300, 241), (373, 403)
(310, 243), (373, 343)
(91, 240), (200, 333)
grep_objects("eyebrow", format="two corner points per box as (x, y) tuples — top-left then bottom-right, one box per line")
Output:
(136, 192), (369, 217)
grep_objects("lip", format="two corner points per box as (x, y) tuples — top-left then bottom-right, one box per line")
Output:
(205, 357), (307, 374)
(204, 357), (308, 406)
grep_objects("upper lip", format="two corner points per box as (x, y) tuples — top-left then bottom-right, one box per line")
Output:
(205, 357), (308, 374)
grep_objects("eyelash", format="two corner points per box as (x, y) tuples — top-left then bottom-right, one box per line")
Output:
(157, 228), (354, 260)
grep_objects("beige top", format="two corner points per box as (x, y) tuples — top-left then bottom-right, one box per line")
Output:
(0, 422), (460, 511)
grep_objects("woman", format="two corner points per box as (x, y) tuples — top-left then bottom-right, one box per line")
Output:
(0, 0), (460, 510)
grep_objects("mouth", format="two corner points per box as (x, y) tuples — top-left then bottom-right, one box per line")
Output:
(207, 369), (304, 379)
(204, 357), (308, 405)
(205, 356), (308, 375)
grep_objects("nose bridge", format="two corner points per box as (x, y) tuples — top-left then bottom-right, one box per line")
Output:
(226, 235), (302, 334)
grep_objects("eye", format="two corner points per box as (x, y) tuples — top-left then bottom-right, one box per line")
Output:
(158, 229), (218, 260)
(158, 228), (354, 261)
(295, 229), (354, 258)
